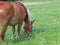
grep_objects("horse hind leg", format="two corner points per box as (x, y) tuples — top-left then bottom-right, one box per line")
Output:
(0, 25), (7, 42)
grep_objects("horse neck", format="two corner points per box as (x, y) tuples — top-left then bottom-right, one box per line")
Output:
(24, 14), (31, 26)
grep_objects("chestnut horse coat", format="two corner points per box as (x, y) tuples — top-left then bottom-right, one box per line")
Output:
(0, 2), (27, 26)
(0, 2), (34, 42)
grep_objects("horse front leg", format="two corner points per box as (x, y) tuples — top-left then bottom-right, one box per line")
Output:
(11, 25), (15, 40)
(1, 25), (7, 42)
(16, 24), (20, 39)
(16, 23), (22, 39)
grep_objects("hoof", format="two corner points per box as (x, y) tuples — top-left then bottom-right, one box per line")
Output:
(9, 36), (15, 40)
(15, 36), (19, 39)
(12, 38), (15, 41)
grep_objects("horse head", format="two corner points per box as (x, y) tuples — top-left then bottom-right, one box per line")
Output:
(24, 20), (35, 38)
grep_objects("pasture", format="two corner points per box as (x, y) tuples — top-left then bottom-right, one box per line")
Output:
(0, 0), (60, 45)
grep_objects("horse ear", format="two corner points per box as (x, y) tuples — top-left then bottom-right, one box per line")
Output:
(32, 20), (35, 22)
(31, 20), (35, 24)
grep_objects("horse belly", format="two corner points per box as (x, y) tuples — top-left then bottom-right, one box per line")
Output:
(9, 15), (20, 25)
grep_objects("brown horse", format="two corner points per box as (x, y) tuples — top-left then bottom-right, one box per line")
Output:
(0, 1), (34, 42)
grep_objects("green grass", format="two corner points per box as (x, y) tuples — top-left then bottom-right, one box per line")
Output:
(0, 2), (60, 45)
(21, 0), (60, 2)
(27, 2), (60, 45)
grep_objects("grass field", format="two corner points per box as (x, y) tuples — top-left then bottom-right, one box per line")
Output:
(0, 1), (60, 45)
(21, 0), (60, 2)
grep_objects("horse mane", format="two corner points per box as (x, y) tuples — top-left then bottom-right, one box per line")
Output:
(25, 9), (31, 23)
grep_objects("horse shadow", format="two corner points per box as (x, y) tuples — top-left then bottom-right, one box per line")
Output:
(5, 32), (31, 44)
(31, 24), (48, 37)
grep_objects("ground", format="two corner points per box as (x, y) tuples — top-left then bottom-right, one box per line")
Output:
(0, 0), (60, 45)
